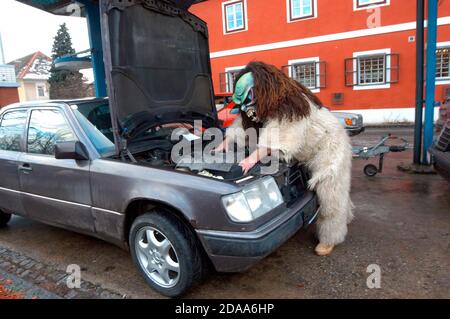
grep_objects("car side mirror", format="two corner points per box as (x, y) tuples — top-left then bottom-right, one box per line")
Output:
(55, 141), (89, 161)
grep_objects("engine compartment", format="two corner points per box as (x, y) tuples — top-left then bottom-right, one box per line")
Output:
(121, 125), (290, 181)
(126, 126), (252, 180)
(120, 125), (310, 204)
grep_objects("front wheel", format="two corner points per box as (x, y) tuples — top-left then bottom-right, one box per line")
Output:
(129, 211), (204, 297)
(0, 210), (11, 228)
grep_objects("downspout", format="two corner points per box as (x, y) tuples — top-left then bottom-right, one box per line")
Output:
(413, 0), (425, 164)
(423, 0), (438, 164)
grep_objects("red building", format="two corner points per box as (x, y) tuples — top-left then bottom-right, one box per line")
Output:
(0, 65), (19, 108)
(190, 0), (450, 123)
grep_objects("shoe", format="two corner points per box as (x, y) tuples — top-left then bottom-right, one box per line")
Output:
(315, 243), (335, 256)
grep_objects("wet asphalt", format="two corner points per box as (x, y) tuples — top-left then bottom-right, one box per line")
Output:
(0, 127), (448, 299)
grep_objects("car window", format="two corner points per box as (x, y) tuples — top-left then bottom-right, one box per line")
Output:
(0, 110), (28, 152)
(72, 107), (115, 156)
(76, 103), (113, 141)
(27, 109), (76, 155)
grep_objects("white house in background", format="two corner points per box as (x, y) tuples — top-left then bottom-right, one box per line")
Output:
(8, 51), (52, 102)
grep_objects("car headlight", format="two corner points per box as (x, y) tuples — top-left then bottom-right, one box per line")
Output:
(222, 177), (284, 223)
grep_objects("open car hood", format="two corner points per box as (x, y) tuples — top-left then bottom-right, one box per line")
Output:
(100, 0), (218, 150)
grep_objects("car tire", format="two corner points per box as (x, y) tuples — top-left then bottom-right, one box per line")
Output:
(0, 211), (12, 228)
(364, 164), (378, 177)
(129, 210), (204, 297)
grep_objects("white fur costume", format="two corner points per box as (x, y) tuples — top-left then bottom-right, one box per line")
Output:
(226, 102), (353, 246)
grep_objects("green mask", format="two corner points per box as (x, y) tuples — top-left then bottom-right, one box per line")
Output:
(231, 72), (255, 115)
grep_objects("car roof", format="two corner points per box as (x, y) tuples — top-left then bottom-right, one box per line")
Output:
(1, 97), (108, 112)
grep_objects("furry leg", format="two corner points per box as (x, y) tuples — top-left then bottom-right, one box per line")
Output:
(314, 175), (350, 246)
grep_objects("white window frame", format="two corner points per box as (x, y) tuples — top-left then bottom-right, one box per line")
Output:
(287, 0), (318, 23)
(288, 57), (321, 93)
(436, 41), (450, 85)
(353, 0), (390, 11)
(222, 0), (248, 35)
(35, 82), (47, 98)
(225, 65), (246, 93)
(353, 48), (391, 91)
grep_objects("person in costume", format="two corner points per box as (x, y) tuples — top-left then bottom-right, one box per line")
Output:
(215, 61), (354, 256)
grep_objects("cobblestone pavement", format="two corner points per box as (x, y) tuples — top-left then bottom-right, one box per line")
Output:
(0, 247), (124, 299)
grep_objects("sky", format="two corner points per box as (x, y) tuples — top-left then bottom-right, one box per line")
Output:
(0, 0), (92, 79)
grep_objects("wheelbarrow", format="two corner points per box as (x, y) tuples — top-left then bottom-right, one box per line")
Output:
(352, 134), (409, 177)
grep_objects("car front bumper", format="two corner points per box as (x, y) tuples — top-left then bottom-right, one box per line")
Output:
(346, 126), (365, 136)
(196, 191), (318, 272)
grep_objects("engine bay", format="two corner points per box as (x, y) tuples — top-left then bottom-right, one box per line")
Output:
(123, 125), (272, 181)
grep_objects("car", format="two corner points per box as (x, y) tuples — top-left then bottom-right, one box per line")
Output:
(430, 120), (450, 182)
(0, 0), (318, 298)
(216, 94), (365, 136)
(330, 111), (365, 136)
(436, 98), (450, 133)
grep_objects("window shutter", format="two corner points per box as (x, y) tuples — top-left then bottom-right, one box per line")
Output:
(387, 53), (400, 84)
(345, 57), (357, 87)
(317, 61), (327, 88)
(219, 72), (227, 93)
(281, 65), (290, 76)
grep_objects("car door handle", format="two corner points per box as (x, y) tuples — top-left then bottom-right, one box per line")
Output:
(18, 163), (33, 173)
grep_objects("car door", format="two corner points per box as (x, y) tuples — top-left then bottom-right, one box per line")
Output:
(18, 107), (95, 233)
(0, 109), (28, 216)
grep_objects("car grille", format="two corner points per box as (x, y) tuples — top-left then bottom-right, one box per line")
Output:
(355, 114), (363, 127)
(275, 163), (309, 206)
(436, 121), (450, 152)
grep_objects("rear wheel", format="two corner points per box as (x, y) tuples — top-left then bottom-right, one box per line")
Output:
(0, 211), (12, 228)
(129, 211), (204, 297)
(364, 164), (378, 177)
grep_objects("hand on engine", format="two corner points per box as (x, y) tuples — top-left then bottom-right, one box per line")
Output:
(239, 158), (257, 175)
(238, 147), (271, 175)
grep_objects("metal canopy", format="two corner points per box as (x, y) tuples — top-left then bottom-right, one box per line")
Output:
(16, 0), (199, 16)
(17, 0), (88, 16)
(15, 0), (203, 98)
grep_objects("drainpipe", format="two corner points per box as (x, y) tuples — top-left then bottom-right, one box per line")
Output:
(413, 0), (425, 164)
(422, 0), (438, 165)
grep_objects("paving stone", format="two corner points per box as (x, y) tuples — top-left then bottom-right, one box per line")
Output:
(64, 290), (79, 299)
(25, 261), (36, 269)
(0, 245), (123, 299)
(19, 270), (30, 278)
(19, 259), (31, 267)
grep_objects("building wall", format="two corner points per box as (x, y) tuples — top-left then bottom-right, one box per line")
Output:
(190, 0), (450, 123)
(19, 79), (50, 102)
(0, 87), (19, 108)
(17, 80), (26, 102)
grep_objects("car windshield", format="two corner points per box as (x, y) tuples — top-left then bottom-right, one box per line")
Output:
(71, 103), (115, 157)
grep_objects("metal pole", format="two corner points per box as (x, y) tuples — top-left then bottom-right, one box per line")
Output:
(0, 32), (5, 64)
(423, 0), (438, 164)
(413, 0), (425, 164)
(78, 0), (107, 97)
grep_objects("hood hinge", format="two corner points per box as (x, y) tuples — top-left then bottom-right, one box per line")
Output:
(120, 139), (137, 163)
